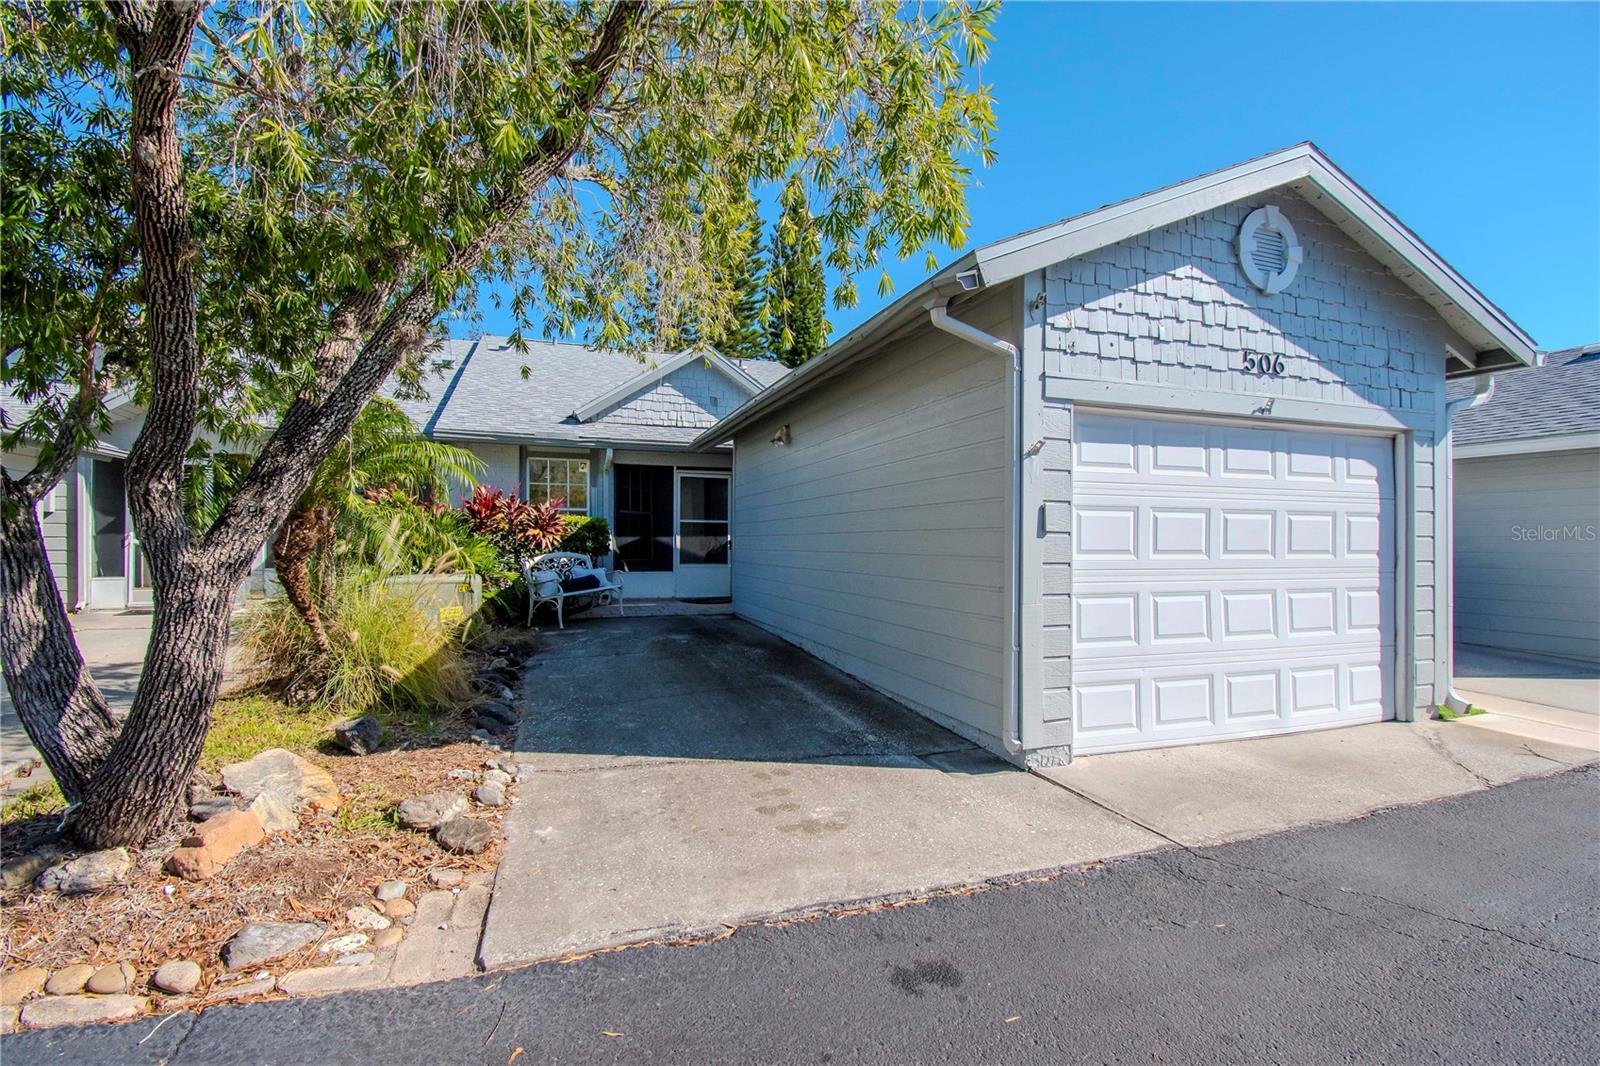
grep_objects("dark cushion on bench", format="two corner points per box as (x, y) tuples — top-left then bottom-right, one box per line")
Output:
(560, 574), (602, 593)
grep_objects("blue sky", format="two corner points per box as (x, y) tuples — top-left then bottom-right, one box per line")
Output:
(472, 2), (1599, 352)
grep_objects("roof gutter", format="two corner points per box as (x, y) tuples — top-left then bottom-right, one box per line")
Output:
(1440, 375), (1496, 716)
(924, 297), (1025, 759)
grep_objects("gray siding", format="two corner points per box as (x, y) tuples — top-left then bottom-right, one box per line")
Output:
(730, 288), (1015, 750)
(591, 361), (750, 431)
(1027, 190), (1463, 750)
(2, 453), (75, 607)
(1454, 449), (1600, 664)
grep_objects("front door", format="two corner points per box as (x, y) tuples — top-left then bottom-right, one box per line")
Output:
(674, 472), (731, 599)
(128, 529), (154, 607)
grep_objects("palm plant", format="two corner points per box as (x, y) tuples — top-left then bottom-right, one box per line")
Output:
(274, 398), (482, 652)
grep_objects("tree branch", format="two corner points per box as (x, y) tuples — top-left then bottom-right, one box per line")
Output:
(202, 0), (645, 573)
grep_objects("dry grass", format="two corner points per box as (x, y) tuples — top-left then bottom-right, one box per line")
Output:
(0, 630), (536, 1003)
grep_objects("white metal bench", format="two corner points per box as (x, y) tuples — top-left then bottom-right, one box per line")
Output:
(522, 551), (624, 629)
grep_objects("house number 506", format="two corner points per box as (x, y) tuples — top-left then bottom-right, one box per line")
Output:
(1242, 353), (1286, 377)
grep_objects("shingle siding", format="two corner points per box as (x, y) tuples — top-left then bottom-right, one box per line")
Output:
(1030, 191), (1461, 748)
(590, 361), (749, 432)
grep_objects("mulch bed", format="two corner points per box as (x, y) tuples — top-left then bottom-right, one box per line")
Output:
(0, 633), (534, 1008)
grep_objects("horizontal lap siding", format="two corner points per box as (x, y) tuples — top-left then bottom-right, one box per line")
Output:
(1453, 450), (1600, 663)
(2, 455), (74, 606)
(731, 290), (1014, 748)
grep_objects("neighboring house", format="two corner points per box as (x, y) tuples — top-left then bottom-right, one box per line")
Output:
(1, 385), (161, 611)
(694, 142), (1537, 765)
(1446, 343), (1600, 665)
(394, 337), (789, 599)
(1, 340), (786, 612)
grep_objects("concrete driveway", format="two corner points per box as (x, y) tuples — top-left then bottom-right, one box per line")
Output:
(477, 617), (1600, 969)
(1453, 643), (1600, 752)
(479, 616), (1161, 968)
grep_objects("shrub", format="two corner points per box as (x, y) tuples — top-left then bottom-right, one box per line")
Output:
(461, 486), (567, 562)
(241, 567), (476, 724)
(342, 487), (509, 579)
(559, 515), (611, 559)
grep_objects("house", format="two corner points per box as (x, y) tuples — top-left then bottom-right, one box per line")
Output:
(1446, 342), (1600, 665)
(1, 385), (161, 611)
(1, 340), (785, 612)
(395, 337), (788, 599)
(693, 142), (1538, 765)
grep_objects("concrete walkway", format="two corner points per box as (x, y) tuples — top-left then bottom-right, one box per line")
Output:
(477, 615), (1600, 971)
(1452, 643), (1600, 753)
(1, 610), (153, 789)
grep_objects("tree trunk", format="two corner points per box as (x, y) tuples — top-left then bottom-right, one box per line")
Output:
(70, 573), (237, 847)
(271, 506), (335, 654)
(0, 488), (123, 803)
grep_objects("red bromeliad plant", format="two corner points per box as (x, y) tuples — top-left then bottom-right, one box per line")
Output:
(460, 486), (567, 561)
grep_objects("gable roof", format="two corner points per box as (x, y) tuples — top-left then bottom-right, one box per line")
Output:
(694, 142), (1539, 450)
(388, 335), (789, 449)
(570, 346), (762, 422)
(1449, 343), (1600, 449)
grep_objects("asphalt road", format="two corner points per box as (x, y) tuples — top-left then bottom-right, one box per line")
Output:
(8, 767), (1598, 1065)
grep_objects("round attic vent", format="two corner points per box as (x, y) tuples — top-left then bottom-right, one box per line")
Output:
(1238, 205), (1303, 295)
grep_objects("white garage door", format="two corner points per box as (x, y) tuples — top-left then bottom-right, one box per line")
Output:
(1070, 411), (1396, 753)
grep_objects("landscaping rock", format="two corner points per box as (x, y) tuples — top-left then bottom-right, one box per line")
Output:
(446, 769), (479, 782)
(476, 702), (517, 726)
(0, 966), (46, 1004)
(188, 796), (237, 821)
(434, 815), (495, 854)
(246, 793), (299, 834)
(332, 715), (382, 756)
(36, 848), (131, 894)
(318, 933), (369, 956)
(469, 729), (502, 748)
(85, 962), (135, 995)
(169, 810), (265, 881)
(20, 995), (145, 1029)
(186, 769), (217, 806)
(2, 846), (65, 892)
(482, 767), (512, 787)
(371, 927), (405, 949)
(220, 748), (342, 812)
(151, 960), (202, 995)
(474, 782), (506, 807)
(489, 656), (509, 670)
(44, 965), (95, 996)
(425, 869), (464, 888)
(375, 879), (407, 902)
(221, 921), (323, 970)
(277, 965), (387, 997)
(382, 898), (416, 920)
(346, 906), (390, 931)
(1, 1005), (18, 1034)
(334, 952), (375, 967)
(395, 793), (466, 831)
(497, 685), (515, 702)
(208, 977), (274, 1001)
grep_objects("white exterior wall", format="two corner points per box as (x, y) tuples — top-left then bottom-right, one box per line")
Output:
(729, 288), (1016, 750)
(1023, 191), (1468, 755)
(1453, 448), (1600, 664)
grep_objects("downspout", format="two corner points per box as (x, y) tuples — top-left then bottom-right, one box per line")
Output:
(1439, 374), (1496, 714)
(926, 299), (1025, 756)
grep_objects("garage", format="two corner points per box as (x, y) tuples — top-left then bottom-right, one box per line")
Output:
(1066, 411), (1396, 752)
(695, 145), (1538, 767)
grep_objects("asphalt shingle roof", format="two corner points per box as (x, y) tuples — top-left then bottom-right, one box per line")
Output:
(1448, 343), (1600, 446)
(386, 336), (787, 446)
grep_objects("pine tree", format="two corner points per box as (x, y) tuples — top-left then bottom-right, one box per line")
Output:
(705, 188), (768, 360)
(765, 181), (827, 368)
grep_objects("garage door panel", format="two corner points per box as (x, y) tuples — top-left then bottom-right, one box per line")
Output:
(1069, 411), (1395, 754)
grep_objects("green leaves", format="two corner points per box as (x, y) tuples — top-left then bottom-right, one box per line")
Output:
(6, 0), (997, 475)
